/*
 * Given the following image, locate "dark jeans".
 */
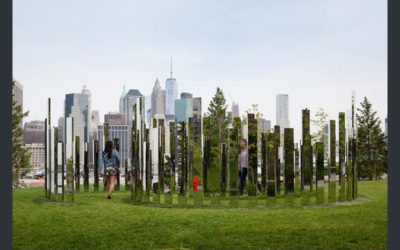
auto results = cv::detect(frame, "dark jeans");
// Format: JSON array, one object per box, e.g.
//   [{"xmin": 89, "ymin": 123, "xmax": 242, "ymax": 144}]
[{"xmin": 239, "ymin": 168, "xmax": 248, "ymax": 195}]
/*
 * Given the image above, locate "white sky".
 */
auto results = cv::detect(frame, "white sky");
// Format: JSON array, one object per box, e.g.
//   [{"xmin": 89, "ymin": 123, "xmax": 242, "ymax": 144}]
[{"xmin": 13, "ymin": 0, "xmax": 387, "ymax": 142}]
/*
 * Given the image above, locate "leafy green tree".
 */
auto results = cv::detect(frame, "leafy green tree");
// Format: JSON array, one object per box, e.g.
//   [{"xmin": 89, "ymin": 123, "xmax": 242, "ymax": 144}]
[
  {"xmin": 12, "ymin": 80, "xmax": 31, "ymax": 187},
  {"xmin": 311, "ymin": 108, "xmax": 328, "ymax": 144},
  {"xmin": 206, "ymin": 87, "xmax": 230, "ymax": 124},
  {"xmin": 204, "ymin": 87, "xmax": 230, "ymax": 193},
  {"xmin": 356, "ymin": 97, "xmax": 387, "ymax": 180}
]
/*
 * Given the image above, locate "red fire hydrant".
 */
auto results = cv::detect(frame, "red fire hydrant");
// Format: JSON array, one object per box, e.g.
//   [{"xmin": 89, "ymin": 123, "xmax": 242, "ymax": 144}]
[{"xmin": 193, "ymin": 177, "xmax": 199, "ymax": 191}]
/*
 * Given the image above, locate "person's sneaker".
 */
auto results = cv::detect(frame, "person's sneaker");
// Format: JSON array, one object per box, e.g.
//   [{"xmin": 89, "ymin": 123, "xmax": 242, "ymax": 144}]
[{"xmin": 107, "ymin": 195, "xmax": 111, "ymax": 199}]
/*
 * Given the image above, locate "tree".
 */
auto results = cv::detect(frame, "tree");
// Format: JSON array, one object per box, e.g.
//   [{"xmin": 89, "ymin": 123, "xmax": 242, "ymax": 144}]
[
  {"xmin": 356, "ymin": 97, "xmax": 387, "ymax": 180},
  {"xmin": 204, "ymin": 87, "xmax": 230, "ymax": 193},
  {"xmin": 206, "ymin": 87, "xmax": 230, "ymax": 123},
  {"xmin": 311, "ymin": 108, "xmax": 328, "ymax": 144},
  {"xmin": 12, "ymin": 80, "xmax": 31, "ymax": 187},
  {"xmin": 205, "ymin": 87, "xmax": 231, "ymax": 142}
]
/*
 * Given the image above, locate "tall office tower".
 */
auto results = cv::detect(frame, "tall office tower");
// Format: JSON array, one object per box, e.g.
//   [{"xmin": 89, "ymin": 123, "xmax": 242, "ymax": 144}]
[
  {"xmin": 276, "ymin": 94, "xmax": 289, "ymax": 163},
  {"xmin": 81, "ymin": 85, "xmax": 92, "ymax": 136},
  {"xmin": 276, "ymin": 94, "xmax": 290, "ymax": 130},
  {"xmin": 144, "ymin": 95, "xmax": 151, "ymax": 126},
  {"xmin": 192, "ymin": 97, "xmax": 202, "ymax": 139},
  {"xmin": 12, "ymin": 79, "xmax": 23, "ymax": 108},
  {"xmin": 12, "ymin": 80, "xmax": 23, "ymax": 127},
  {"xmin": 180, "ymin": 92, "xmax": 193, "ymax": 99},
  {"xmin": 151, "ymin": 78, "xmax": 166, "ymax": 117},
  {"xmin": 91, "ymin": 110, "xmax": 100, "ymax": 133},
  {"xmin": 119, "ymin": 84, "xmax": 127, "ymax": 114},
  {"xmin": 97, "ymin": 125, "xmax": 104, "ymax": 155},
  {"xmin": 108, "ymin": 124, "xmax": 129, "ymax": 171},
  {"xmin": 64, "ymin": 92, "xmax": 90, "ymax": 164},
  {"xmin": 232, "ymin": 102, "xmax": 240, "ymax": 118},
  {"xmin": 88, "ymin": 110, "xmax": 100, "ymax": 166},
  {"xmin": 259, "ymin": 118, "xmax": 271, "ymax": 133},
  {"xmin": 25, "ymin": 143, "xmax": 45, "ymax": 172},
  {"xmin": 105, "ymin": 112, "xmax": 127, "ymax": 125},
  {"xmin": 165, "ymin": 58, "xmax": 178, "ymax": 116},
  {"xmin": 121, "ymin": 89, "xmax": 143, "ymax": 125},
  {"xmin": 57, "ymin": 117, "xmax": 64, "ymax": 142},
  {"xmin": 23, "ymin": 120, "xmax": 45, "ymax": 145},
  {"xmin": 175, "ymin": 97, "xmax": 193, "ymax": 122}
]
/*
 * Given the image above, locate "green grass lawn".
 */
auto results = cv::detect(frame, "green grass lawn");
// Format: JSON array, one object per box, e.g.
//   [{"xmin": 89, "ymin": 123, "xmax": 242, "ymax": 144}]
[{"xmin": 13, "ymin": 180, "xmax": 387, "ymax": 250}]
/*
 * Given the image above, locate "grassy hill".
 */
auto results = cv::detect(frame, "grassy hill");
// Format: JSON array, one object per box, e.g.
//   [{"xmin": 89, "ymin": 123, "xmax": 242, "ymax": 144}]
[{"xmin": 13, "ymin": 180, "xmax": 387, "ymax": 249}]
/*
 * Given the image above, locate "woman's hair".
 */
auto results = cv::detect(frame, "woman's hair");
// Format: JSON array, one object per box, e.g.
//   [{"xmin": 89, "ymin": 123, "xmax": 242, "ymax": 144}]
[
  {"xmin": 104, "ymin": 140, "xmax": 114, "ymax": 159},
  {"xmin": 240, "ymin": 138, "xmax": 248, "ymax": 145}
]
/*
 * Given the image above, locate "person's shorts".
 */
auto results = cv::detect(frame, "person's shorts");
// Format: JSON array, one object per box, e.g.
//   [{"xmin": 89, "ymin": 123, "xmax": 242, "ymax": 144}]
[{"xmin": 105, "ymin": 167, "xmax": 117, "ymax": 176}]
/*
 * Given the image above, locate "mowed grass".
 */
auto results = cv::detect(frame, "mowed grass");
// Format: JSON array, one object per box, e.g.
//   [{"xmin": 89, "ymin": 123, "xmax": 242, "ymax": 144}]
[{"xmin": 13, "ymin": 180, "xmax": 387, "ymax": 250}]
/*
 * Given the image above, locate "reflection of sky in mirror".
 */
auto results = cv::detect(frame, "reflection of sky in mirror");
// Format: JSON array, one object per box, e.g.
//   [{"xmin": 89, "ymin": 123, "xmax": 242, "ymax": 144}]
[{"xmin": 14, "ymin": 0, "xmax": 387, "ymax": 141}]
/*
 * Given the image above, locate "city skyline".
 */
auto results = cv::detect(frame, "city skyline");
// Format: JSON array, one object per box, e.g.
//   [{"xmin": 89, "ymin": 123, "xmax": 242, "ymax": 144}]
[{"xmin": 14, "ymin": 0, "xmax": 387, "ymax": 143}]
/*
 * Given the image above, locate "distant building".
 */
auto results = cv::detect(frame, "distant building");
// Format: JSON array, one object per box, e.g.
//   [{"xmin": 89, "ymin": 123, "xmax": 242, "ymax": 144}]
[
  {"xmin": 192, "ymin": 97, "xmax": 202, "ymax": 139},
  {"xmin": 23, "ymin": 120, "xmax": 45, "ymax": 145},
  {"xmin": 144, "ymin": 95, "xmax": 151, "ymax": 127},
  {"xmin": 165, "ymin": 58, "xmax": 178, "ymax": 116},
  {"xmin": 175, "ymin": 98, "xmax": 193, "ymax": 122},
  {"xmin": 276, "ymin": 94, "xmax": 289, "ymax": 162},
  {"xmin": 64, "ymin": 89, "xmax": 90, "ymax": 164},
  {"xmin": 259, "ymin": 119, "xmax": 271, "ymax": 133},
  {"xmin": 108, "ymin": 124, "xmax": 129, "ymax": 172},
  {"xmin": 97, "ymin": 125, "xmax": 104, "ymax": 154},
  {"xmin": 232, "ymin": 102, "xmax": 239, "ymax": 118},
  {"xmin": 12, "ymin": 80, "xmax": 23, "ymax": 127},
  {"xmin": 105, "ymin": 112, "xmax": 126, "ymax": 126},
  {"xmin": 57, "ymin": 117, "xmax": 64, "ymax": 142},
  {"xmin": 12, "ymin": 80, "xmax": 23, "ymax": 108},
  {"xmin": 276, "ymin": 94, "xmax": 290, "ymax": 130},
  {"xmin": 119, "ymin": 85, "xmax": 127, "ymax": 115},
  {"xmin": 120, "ymin": 88, "xmax": 143, "ymax": 125},
  {"xmin": 151, "ymin": 78, "xmax": 166, "ymax": 117},
  {"xmin": 25, "ymin": 143, "xmax": 45, "ymax": 172},
  {"xmin": 88, "ymin": 110, "xmax": 100, "ymax": 166},
  {"xmin": 180, "ymin": 92, "xmax": 193, "ymax": 99}
]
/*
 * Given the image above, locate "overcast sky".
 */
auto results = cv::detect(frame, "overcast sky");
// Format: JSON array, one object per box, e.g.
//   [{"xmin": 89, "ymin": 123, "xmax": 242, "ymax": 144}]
[{"xmin": 14, "ymin": 0, "xmax": 387, "ymax": 141}]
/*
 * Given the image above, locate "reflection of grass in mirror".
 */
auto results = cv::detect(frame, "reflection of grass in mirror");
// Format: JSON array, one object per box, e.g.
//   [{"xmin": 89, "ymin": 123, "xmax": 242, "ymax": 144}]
[{"xmin": 14, "ymin": 180, "xmax": 387, "ymax": 249}]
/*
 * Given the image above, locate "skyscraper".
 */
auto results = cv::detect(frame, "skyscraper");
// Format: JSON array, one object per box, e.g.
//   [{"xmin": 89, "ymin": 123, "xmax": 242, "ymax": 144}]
[
  {"xmin": 119, "ymin": 84, "xmax": 127, "ymax": 114},
  {"xmin": 89, "ymin": 110, "xmax": 100, "ymax": 166},
  {"xmin": 276, "ymin": 94, "xmax": 290, "ymax": 130},
  {"xmin": 259, "ymin": 118, "xmax": 271, "ymax": 133},
  {"xmin": 12, "ymin": 80, "xmax": 23, "ymax": 127},
  {"xmin": 105, "ymin": 112, "xmax": 126, "ymax": 125},
  {"xmin": 12, "ymin": 79, "xmax": 23, "ymax": 108},
  {"xmin": 108, "ymin": 124, "xmax": 129, "ymax": 171},
  {"xmin": 165, "ymin": 58, "xmax": 178, "ymax": 116},
  {"xmin": 23, "ymin": 120, "xmax": 45, "ymax": 145},
  {"xmin": 57, "ymin": 117, "xmax": 64, "ymax": 142},
  {"xmin": 276, "ymin": 94, "xmax": 289, "ymax": 163},
  {"xmin": 64, "ymin": 92, "xmax": 90, "ymax": 164},
  {"xmin": 120, "ymin": 88, "xmax": 143, "ymax": 125},
  {"xmin": 144, "ymin": 95, "xmax": 151, "ymax": 126},
  {"xmin": 175, "ymin": 98, "xmax": 193, "ymax": 122},
  {"xmin": 151, "ymin": 78, "xmax": 166, "ymax": 117},
  {"xmin": 192, "ymin": 97, "xmax": 202, "ymax": 139},
  {"xmin": 81, "ymin": 85, "xmax": 92, "ymax": 137},
  {"xmin": 232, "ymin": 102, "xmax": 240, "ymax": 118},
  {"xmin": 180, "ymin": 92, "xmax": 193, "ymax": 99}
]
